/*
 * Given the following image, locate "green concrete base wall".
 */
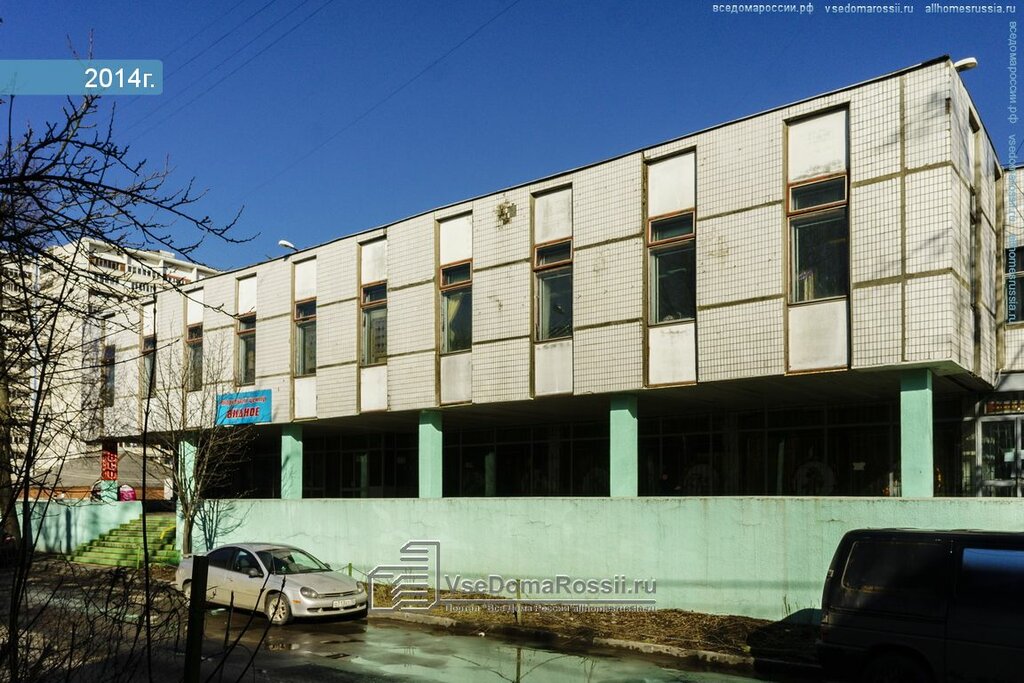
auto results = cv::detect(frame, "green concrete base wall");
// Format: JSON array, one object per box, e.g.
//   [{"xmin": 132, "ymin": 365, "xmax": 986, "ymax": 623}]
[
  {"xmin": 186, "ymin": 497, "xmax": 1024, "ymax": 621},
  {"xmin": 29, "ymin": 501, "xmax": 144, "ymax": 555}
]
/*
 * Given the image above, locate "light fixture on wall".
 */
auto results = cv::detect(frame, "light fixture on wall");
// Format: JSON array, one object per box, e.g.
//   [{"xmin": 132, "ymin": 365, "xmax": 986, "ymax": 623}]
[{"xmin": 277, "ymin": 239, "xmax": 298, "ymax": 251}]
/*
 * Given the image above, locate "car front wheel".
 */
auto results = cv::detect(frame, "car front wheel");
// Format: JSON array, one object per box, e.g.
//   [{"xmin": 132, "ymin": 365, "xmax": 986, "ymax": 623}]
[{"xmin": 265, "ymin": 593, "xmax": 293, "ymax": 626}]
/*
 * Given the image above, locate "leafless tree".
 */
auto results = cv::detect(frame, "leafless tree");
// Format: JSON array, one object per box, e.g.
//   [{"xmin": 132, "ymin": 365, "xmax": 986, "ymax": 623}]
[
  {"xmin": 0, "ymin": 90, "xmax": 248, "ymax": 681},
  {"xmin": 141, "ymin": 335, "xmax": 253, "ymax": 556}
]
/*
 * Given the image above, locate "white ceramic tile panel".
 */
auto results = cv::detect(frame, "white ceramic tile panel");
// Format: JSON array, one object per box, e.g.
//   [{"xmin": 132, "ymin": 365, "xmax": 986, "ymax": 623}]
[
  {"xmin": 697, "ymin": 204, "xmax": 783, "ymax": 308},
  {"xmin": 850, "ymin": 179, "xmax": 901, "ymax": 283},
  {"xmin": 472, "ymin": 338, "xmax": 531, "ymax": 404},
  {"xmin": 574, "ymin": 322, "xmax": 642, "ymax": 394},
  {"xmin": 388, "ymin": 351, "xmax": 436, "ymax": 411},
  {"xmin": 574, "ymin": 237, "xmax": 642, "ymax": 328},
  {"xmin": 698, "ymin": 298, "xmax": 785, "ymax": 381},
  {"xmin": 851, "ymin": 283, "xmax": 901, "ymax": 368}
]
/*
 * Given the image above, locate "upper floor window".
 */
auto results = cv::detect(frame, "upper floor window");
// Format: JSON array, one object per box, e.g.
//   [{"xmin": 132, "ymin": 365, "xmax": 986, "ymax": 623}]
[
  {"xmin": 787, "ymin": 110, "xmax": 849, "ymax": 304},
  {"xmin": 647, "ymin": 151, "xmax": 697, "ymax": 324},
  {"xmin": 186, "ymin": 323, "xmax": 203, "ymax": 392},
  {"xmin": 438, "ymin": 213, "xmax": 473, "ymax": 355},
  {"xmin": 140, "ymin": 301, "xmax": 156, "ymax": 397},
  {"xmin": 441, "ymin": 262, "xmax": 472, "ymax": 353},
  {"xmin": 236, "ymin": 276, "xmax": 256, "ymax": 385},
  {"xmin": 142, "ymin": 334, "xmax": 156, "ymax": 398},
  {"xmin": 293, "ymin": 258, "xmax": 317, "ymax": 377},
  {"xmin": 100, "ymin": 345, "xmax": 115, "ymax": 407},
  {"xmin": 294, "ymin": 299, "xmax": 317, "ymax": 376},
  {"xmin": 534, "ymin": 240, "xmax": 573, "ymax": 341},
  {"xmin": 237, "ymin": 314, "xmax": 256, "ymax": 385},
  {"xmin": 361, "ymin": 283, "xmax": 387, "ymax": 366},
  {"xmin": 185, "ymin": 289, "xmax": 204, "ymax": 392}
]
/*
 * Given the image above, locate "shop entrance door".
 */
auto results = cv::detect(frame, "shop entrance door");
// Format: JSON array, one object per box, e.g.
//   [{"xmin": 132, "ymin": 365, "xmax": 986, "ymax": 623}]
[{"xmin": 979, "ymin": 420, "xmax": 1022, "ymax": 497}]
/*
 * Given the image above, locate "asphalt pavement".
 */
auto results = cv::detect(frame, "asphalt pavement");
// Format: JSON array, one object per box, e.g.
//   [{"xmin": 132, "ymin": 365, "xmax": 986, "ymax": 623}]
[{"xmin": 199, "ymin": 609, "xmax": 816, "ymax": 683}]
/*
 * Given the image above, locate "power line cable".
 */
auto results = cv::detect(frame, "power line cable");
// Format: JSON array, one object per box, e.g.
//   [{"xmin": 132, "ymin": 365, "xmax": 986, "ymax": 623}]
[
  {"xmin": 245, "ymin": 0, "xmax": 524, "ymax": 196},
  {"xmin": 161, "ymin": 0, "xmax": 249, "ymax": 61},
  {"xmin": 117, "ymin": 1, "xmax": 249, "ymax": 115},
  {"xmin": 128, "ymin": 0, "xmax": 333, "ymax": 141},
  {"xmin": 168, "ymin": 0, "xmax": 280, "ymax": 79},
  {"xmin": 124, "ymin": 0, "xmax": 313, "ymax": 135}
]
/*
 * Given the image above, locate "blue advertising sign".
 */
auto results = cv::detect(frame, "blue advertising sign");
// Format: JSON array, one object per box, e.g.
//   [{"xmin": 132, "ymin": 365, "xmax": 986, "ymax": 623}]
[{"xmin": 216, "ymin": 390, "xmax": 272, "ymax": 425}]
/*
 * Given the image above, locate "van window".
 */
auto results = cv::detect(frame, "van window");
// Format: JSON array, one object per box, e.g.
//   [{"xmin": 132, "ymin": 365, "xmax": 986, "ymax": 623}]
[
  {"xmin": 958, "ymin": 548, "xmax": 1024, "ymax": 608},
  {"xmin": 837, "ymin": 540, "xmax": 950, "ymax": 617}
]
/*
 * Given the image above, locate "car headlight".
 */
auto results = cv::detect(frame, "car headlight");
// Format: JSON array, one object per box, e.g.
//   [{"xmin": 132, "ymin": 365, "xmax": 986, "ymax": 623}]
[
  {"xmin": 300, "ymin": 586, "xmax": 320, "ymax": 599},
  {"xmin": 356, "ymin": 581, "xmax": 366, "ymax": 593}
]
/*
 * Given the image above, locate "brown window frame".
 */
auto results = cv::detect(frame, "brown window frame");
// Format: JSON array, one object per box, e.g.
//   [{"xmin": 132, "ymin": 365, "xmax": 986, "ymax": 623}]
[
  {"xmin": 647, "ymin": 209, "xmax": 696, "ymax": 248},
  {"xmin": 534, "ymin": 240, "xmax": 573, "ymax": 342},
  {"xmin": 440, "ymin": 261, "xmax": 473, "ymax": 354},
  {"xmin": 100, "ymin": 344, "xmax": 116, "ymax": 407},
  {"xmin": 787, "ymin": 169, "xmax": 850, "ymax": 305},
  {"xmin": 786, "ymin": 172, "xmax": 848, "ymax": 218},
  {"xmin": 185, "ymin": 323, "xmax": 203, "ymax": 392},
  {"xmin": 236, "ymin": 313, "xmax": 256, "ymax": 386},
  {"xmin": 533, "ymin": 238, "xmax": 573, "ymax": 271},
  {"xmin": 141, "ymin": 334, "xmax": 156, "ymax": 398},
  {"xmin": 294, "ymin": 297, "xmax": 317, "ymax": 377},
  {"xmin": 360, "ymin": 282, "xmax": 388, "ymax": 366}
]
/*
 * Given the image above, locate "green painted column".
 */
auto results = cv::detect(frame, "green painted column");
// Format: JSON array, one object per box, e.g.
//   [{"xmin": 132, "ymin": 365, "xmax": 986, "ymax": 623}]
[
  {"xmin": 609, "ymin": 395, "xmax": 638, "ymax": 497},
  {"xmin": 359, "ymin": 454, "xmax": 370, "ymax": 498},
  {"xmin": 178, "ymin": 437, "xmax": 197, "ymax": 496},
  {"xmin": 900, "ymin": 368, "xmax": 934, "ymax": 497},
  {"xmin": 419, "ymin": 410, "xmax": 443, "ymax": 498},
  {"xmin": 484, "ymin": 450, "xmax": 497, "ymax": 497},
  {"xmin": 176, "ymin": 436, "xmax": 197, "ymax": 552},
  {"xmin": 281, "ymin": 425, "xmax": 303, "ymax": 499}
]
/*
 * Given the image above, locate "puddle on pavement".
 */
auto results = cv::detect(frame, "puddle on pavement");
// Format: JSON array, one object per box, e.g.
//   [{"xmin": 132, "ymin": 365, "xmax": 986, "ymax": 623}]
[{"xmin": 205, "ymin": 612, "xmax": 774, "ymax": 682}]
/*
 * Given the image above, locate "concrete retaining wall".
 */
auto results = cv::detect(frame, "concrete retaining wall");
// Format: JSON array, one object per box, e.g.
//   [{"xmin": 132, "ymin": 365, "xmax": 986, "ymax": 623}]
[
  {"xmin": 30, "ymin": 500, "xmax": 143, "ymax": 555},
  {"xmin": 183, "ymin": 496, "xmax": 1024, "ymax": 621}
]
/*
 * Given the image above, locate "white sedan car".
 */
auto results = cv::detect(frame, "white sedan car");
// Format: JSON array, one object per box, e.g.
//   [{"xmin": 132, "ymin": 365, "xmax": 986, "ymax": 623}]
[{"xmin": 176, "ymin": 543, "xmax": 368, "ymax": 625}]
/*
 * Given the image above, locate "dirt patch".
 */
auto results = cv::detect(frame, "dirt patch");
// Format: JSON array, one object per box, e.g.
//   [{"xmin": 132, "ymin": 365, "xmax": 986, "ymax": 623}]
[{"xmin": 370, "ymin": 584, "xmax": 817, "ymax": 662}]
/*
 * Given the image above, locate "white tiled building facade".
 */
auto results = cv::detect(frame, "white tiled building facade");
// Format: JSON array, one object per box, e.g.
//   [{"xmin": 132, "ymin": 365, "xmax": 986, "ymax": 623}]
[{"xmin": 102, "ymin": 57, "xmax": 1023, "ymax": 501}]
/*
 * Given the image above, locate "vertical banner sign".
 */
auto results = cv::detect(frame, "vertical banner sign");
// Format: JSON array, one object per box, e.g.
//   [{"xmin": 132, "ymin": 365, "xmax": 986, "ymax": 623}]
[{"xmin": 101, "ymin": 449, "xmax": 118, "ymax": 481}]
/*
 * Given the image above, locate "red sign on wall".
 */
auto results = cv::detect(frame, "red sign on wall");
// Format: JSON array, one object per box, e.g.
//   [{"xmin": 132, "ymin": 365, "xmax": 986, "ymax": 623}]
[{"xmin": 101, "ymin": 449, "xmax": 118, "ymax": 481}]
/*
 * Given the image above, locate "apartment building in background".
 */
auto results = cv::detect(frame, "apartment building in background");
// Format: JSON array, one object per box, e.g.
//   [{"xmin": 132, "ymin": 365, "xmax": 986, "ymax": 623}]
[{"xmin": 6, "ymin": 238, "xmax": 217, "ymax": 498}]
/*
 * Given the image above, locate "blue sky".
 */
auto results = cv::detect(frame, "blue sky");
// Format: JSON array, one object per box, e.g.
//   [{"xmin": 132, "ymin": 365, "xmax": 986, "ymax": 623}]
[{"xmin": 1, "ymin": 1, "xmax": 1019, "ymax": 269}]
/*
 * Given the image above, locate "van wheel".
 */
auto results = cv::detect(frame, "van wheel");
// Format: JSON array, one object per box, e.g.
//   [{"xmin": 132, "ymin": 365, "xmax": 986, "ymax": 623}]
[
  {"xmin": 265, "ymin": 593, "xmax": 293, "ymax": 626},
  {"xmin": 862, "ymin": 653, "xmax": 932, "ymax": 683}
]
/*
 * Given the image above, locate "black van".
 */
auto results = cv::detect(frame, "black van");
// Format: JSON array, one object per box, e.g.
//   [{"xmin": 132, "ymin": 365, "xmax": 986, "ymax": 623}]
[{"xmin": 818, "ymin": 529, "xmax": 1024, "ymax": 683}]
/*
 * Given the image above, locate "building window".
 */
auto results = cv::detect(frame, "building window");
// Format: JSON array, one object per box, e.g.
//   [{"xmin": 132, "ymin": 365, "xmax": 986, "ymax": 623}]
[
  {"xmin": 440, "ymin": 262, "xmax": 472, "ymax": 353},
  {"xmin": 534, "ymin": 240, "xmax": 572, "ymax": 341},
  {"xmin": 648, "ymin": 212, "xmax": 696, "ymax": 323},
  {"xmin": 787, "ymin": 109, "xmax": 849, "ymax": 304},
  {"xmin": 294, "ymin": 299, "xmax": 316, "ymax": 376},
  {"xmin": 237, "ymin": 314, "xmax": 256, "ymax": 385},
  {"xmin": 790, "ymin": 205, "xmax": 849, "ymax": 303},
  {"xmin": 361, "ymin": 283, "xmax": 387, "ymax": 366},
  {"xmin": 100, "ymin": 345, "xmax": 115, "ymax": 407},
  {"xmin": 186, "ymin": 323, "xmax": 203, "ymax": 392},
  {"xmin": 142, "ymin": 335, "xmax": 156, "ymax": 398}
]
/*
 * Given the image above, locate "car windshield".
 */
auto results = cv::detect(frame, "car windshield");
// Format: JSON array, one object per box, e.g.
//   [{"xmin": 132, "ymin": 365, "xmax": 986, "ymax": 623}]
[{"xmin": 256, "ymin": 548, "xmax": 330, "ymax": 575}]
